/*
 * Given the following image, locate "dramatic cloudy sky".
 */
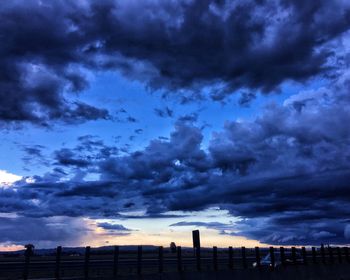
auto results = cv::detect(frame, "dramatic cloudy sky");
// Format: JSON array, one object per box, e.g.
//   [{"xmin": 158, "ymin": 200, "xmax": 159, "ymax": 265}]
[{"xmin": 1, "ymin": 0, "xmax": 350, "ymax": 249}]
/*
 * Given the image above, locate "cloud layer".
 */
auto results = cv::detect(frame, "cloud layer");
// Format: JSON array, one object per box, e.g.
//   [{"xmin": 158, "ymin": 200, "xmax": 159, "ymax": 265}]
[{"xmin": 1, "ymin": 0, "xmax": 350, "ymax": 125}]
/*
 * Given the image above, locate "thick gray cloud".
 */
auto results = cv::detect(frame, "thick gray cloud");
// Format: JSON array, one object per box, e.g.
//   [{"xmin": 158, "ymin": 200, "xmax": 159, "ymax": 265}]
[
  {"xmin": 1, "ymin": 0, "xmax": 350, "ymax": 125},
  {"xmin": 97, "ymin": 222, "xmax": 134, "ymax": 236},
  {"xmin": 0, "ymin": 216, "xmax": 90, "ymax": 247}
]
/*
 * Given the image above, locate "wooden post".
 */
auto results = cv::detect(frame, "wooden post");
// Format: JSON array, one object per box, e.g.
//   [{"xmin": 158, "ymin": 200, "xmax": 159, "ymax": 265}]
[
  {"xmin": 269, "ymin": 247, "xmax": 275, "ymax": 269},
  {"xmin": 255, "ymin": 247, "xmax": 261, "ymax": 268},
  {"xmin": 158, "ymin": 246, "xmax": 164, "ymax": 273},
  {"xmin": 228, "ymin": 246, "xmax": 233, "ymax": 270},
  {"xmin": 55, "ymin": 246, "xmax": 62, "ymax": 280},
  {"xmin": 321, "ymin": 244, "xmax": 326, "ymax": 264},
  {"xmin": 336, "ymin": 247, "xmax": 342, "ymax": 263},
  {"xmin": 241, "ymin": 246, "xmax": 247, "ymax": 269},
  {"xmin": 328, "ymin": 246, "xmax": 334, "ymax": 264},
  {"xmin": 177, "ymin": 246, "xmax": 182, "ymax": 272},
  {"xmin": 291, "ymin": 247, "xmax": 297, "ymax": 265},
  {"xmin": 280, "ymin": 247, "xmax": 285, "ymax": 266},
  {"xmin": 137, "ymin": 246, "xmax": 142, "ymax": 275},
  {"xmin": 213, "ymin": 246, "xmax": 218, "ymax": 271},
  {"xmin": 192, "ymin": 230, "xmax": 201, "ymax": 249},
  {"xmin": 113, "ymin": 246, "xmax": 119, "ymax": 278},
  {"xmin": 23, "ymin": 246, "xmax": 31, "ymax": 280},
  {"xmin": 301, "ymin": 247, "xmax": 307, "ymax": 265},
  {"xmin": 84, "ymin": 246, "xmax": 90, "ymax": 280},
  {"xmin": 196, "ymin": 246, "xmax": 201, "ymax": 271},
  {"xmin": 344, "ymin": 247, "xmax": 350, "ymax": 263},
  {"xmin": 312, "ymin": 247, "xmax": 317, "ymax": 264}
]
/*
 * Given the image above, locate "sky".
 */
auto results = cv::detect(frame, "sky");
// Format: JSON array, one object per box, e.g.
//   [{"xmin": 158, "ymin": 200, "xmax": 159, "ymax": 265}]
[{"xmin": 1, "ymin": 0, "xmax": 350, "ymax": 250}]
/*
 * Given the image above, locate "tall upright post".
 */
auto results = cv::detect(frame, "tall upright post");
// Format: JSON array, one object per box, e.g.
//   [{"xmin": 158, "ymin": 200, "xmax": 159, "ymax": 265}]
[
  {"xmin": 241, "ymin": 246, "xmax": 247, "ymax": 269},
  {"xmin": 113, "ymin": 246, "xmax": 119, "ymax": 278},
  {"xmin": 192, "ymin": 230, "xmax": 201, "ymax": 250},
  {"xmin": 196, "ymin": 246, "xmax": 201, "ymax": 271},
  {"xmin": 301, "ymin": 247, "xmax": 307, "ymax": 265},
  {"xmin": 291, "ymin": 247, "xmax": 297, "ymax": 265},
  {"xmin": 192, "ymin": 230, "xmax": 201, "ymax": 271},
  {"xmin": 255, "ymin": 247, "xmax": 261, "ymax": 268},
  {"xmin": 137, "ymin": 246, "xmax": 142, "ymax": 275},
  {"xmin": 213, "ymin": 246, "xmax": 218, "ymax": 271},
  {"xmin": 84, "ymin": 246, "xmax": 90, "ymax": 280},
  {"xmin": 55, "ymin": 246, "xmax": 62, "ymax": 280},
  {"xmin": 23, "ymin": 246, "xmax": 32, "ymax": 280},
  {"xmin": 158, "ymin": 246, "xmax": 164, "ymax": 273},
  {"xmin": 229, "ymin": 246, "xmax": 234, "ymax": 270},
  {"xmin": 177, "ymin": 246, "xmax": 182, "ymax": 272},
  {"xmin": 321, "ymin": 244, "xmax": 326, "ymax": 264},
  {"xmin": 269, "ymin": 247, "xmax": 275, "ymax": 269},
  {"xmin": 312, "ymin": 247, "xmax": 317, "ymax": 264},
  {"xmin": 280, "ymin": 247, "xmax": 285, "ymax": 266}
]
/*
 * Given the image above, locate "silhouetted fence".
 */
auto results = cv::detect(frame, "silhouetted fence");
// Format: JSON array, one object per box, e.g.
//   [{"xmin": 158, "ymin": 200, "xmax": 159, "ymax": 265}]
[{"xmin": 1, "ymin": 244, "xmax": 350, "ymax": 279}]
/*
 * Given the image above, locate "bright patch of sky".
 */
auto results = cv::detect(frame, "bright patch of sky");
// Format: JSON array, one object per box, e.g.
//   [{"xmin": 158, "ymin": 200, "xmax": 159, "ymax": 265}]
[
  {"xmin": 91, "ymin": 208, "xmax": 263, "ymax": 248},
  {"xmin": 0, "ymin": 170, "xmax": 22, "ymax": 186}
]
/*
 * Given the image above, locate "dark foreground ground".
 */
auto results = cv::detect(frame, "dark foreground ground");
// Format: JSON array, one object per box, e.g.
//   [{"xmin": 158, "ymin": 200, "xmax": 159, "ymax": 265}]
[
  {"xmin": 42, "ymin": 264, "xmax": 348, "ymax": 280},
  {"xmin": 120, "ymin": 264, "xmax": 350, "ymax": 280},
  {"xmin": 1, "ymin": 264, "xmax": 348, "ymax": 280},
  {"xmin": 1, "ymin": 246, "xmax": 349, "ymax": 279}
]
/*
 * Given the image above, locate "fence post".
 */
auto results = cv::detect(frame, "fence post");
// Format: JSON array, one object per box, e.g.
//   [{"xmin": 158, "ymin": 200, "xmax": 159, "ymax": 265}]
[
  {"xmin": 229, "ymin": 246, "xmax": 233, "ymax": 270},
  {"xmin": 55, "ymin": 246, "xmax": 62, "ymax": 280},
  {"xmin": 328, "ymin": 246, "xmax": 334, "ymax": 264},
  {"xmin": 255, "ymin": 247, "xmax": 261, "ymax": 268},
  {"xmin": 84, "ymin": 246, "xmax": 90, "ymax": 280},
  {"xmin": 344, "ymin": 247, "xmax": 350, "ymax": 263},
  {"xmin": 177, "ymin": 246, "xmax": 182, "ymax": 272},
  {"xmin": 336, "ymin": 247, "xmax": 342, "ymax": 263},
  {"xmin": 280, "ymin": 247, "xmax": 285, "ymax": 266},
  {"xmin": 137, "ymin": 246, "xmax": 142, "ymax": 275},
  {"xmin": 196, "ymin": 246, "xmax": 201, "ymax": 271},
  {"xmin": 321, "ymin": 244, "xmax": 326, "ymax": 264},
  {"xmin": 113, "ymin": 246, "xmax": 119, "ymax": 278},
  {"xmin": 269, "ymin": 247, "xmax": 275, "ymax": 269},
  {"xmin": 301, "ymin": 247, "xmax": 307, "ymax": 265},
  {"xmin": 213, "ymin": 246, "xmax": 218, "ymax": 271},
  {"xmin": 291, "ymin": 247, "xmax": 297, "ymax": 265},
  {"xmin": 241, "ymin": 246, "xmax": 247, "ymax": 269},
  {"xmin": 158, "ymin": 246, "xmax": 164, "ymax": 273},
  {"xmin": 23, "ymin": 246, "xmax": 32, "ymax": 280},
  {"xmin": 312, "ymin": 247, "xmax": 317, "ymax": 264}
]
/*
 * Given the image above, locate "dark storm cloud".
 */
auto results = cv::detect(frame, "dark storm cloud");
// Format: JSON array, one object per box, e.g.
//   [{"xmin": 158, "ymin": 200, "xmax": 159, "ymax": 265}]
[
  {"xmin": 55, "ymin": 148, "xmax": 91, "ymax": 168},
  {"xmin": 22, "ymin": 145, "xmax": 45, "ymax": 158},
  {"xmin": 0, "ymin": 216, "xmax": 90, "ymax": 246},
  {"xmin": 1, "ymin": 0, "xmax": 350, "ymax": 125},
  {"xmin": 97, "ymin": 222, "xmax": 132, "ymax": 231},
  {"xmin": 21, "ymin": 144, "xmax": 47, "ymax": 164},
  {"xmin": 54, "ymin": 135, "xmax": 119, "ymax": 168},
  {"xmin": 238, "ymin": 92, "xmax": 256, "ymax": 107}
]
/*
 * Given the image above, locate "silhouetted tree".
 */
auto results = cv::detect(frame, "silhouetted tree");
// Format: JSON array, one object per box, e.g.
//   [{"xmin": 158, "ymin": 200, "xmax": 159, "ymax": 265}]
[
  {"xmin": 170, "ymin": 242, "xmax": 177, "ymax": 253},
  {"xmin": 24, "ymin": 244, "xmax": 35, "ymax": 256}
]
